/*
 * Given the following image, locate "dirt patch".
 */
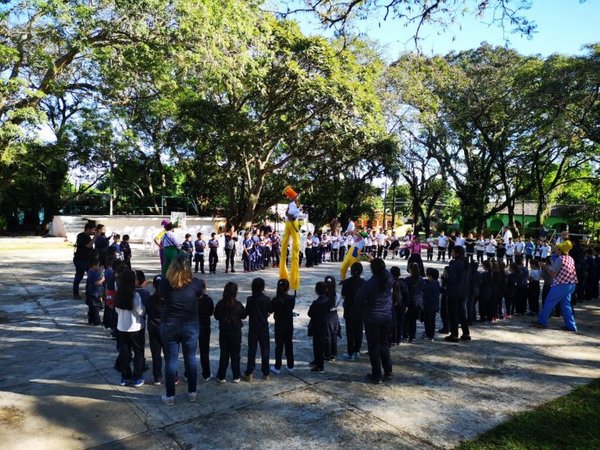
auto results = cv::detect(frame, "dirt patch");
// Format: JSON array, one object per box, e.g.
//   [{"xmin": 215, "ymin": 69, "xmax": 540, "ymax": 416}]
[{"xmin": 0, "ymin": 406, "xmax": 25, "ymax": 426}]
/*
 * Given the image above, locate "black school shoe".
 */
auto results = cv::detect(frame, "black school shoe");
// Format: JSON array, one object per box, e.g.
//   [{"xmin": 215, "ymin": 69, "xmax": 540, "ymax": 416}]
[
  {"xmin": 366, "ymin": 373, "xmax": 382, "ymax": 384},
  {"xmin": 460, "ymin": 335, "xmax": 471, "ymax": 341},
  {"xmin": 310, "ymin": 366, "xmax": 324, "ymax": 372},
  {"xmin": 444, "ymin": 335, "xmax": 459, "ymax": 343}
]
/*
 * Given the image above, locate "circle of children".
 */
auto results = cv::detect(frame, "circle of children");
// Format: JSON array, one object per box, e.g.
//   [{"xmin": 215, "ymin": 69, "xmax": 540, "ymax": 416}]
[{"xmin": 72, "ymin": 220, "xmax": 599, "ymax": 405}]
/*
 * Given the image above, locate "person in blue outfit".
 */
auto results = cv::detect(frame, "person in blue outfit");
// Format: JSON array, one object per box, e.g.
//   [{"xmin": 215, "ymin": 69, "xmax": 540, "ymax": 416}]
[
  {"xmin": 533, "ymin": 240, "xmax": 578, "ymax": 332},
  {"xmin": 159, "ymin": 255, "xmax": 201, "ymax": 405}
]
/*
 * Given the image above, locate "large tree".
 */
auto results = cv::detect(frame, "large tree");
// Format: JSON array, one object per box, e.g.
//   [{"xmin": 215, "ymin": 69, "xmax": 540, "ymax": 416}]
[{"xmin": 172, "ymin": 19, "xmax": 389, "ymax": 227}]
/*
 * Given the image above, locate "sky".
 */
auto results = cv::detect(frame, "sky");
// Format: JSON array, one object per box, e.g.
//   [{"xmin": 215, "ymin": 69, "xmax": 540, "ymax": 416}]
[{"xmin": 287, "ymin": 0, "xmax": 600, "ymax": 61}]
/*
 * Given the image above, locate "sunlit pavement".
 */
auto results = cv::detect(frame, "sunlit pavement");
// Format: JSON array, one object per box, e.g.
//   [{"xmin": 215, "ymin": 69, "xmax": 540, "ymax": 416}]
[{"xmin": 1, "ymin": 242, "xmax": 599, "ymax": 449}]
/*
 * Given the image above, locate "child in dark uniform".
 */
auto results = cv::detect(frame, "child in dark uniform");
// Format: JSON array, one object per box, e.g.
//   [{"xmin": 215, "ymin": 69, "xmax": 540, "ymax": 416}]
[
  {"xmin": 341, "ymin": 262, "xmax": 365, "ymax": 359},
  {"xmin": 110, "ymin": 234, "xmax": 123, "ymax": 260},
  {"xmin": 146, "ymin": 275, "xmax": 165, "ymax": 385},
  {"xmin": 85, "ymin": 257, "xmax": 105, "ymax": 326},
  {"xmin": 120, "ymin": 234, "xmax": 132, "ymax": 268},
  {"xmin": 194, "ymin": 232, "xmax": 206, "ymax": 274},
  {"xmin": 181, "ymin": 234, "xmax": 193, "ymax": 265},
  {"xmin": 324, "ymin": 275, "xmax": 341, "ymax": 362},
  {"xmin": 95, "ymin": 224, "xmax": 110, "ymax": 266},
  {"xmin": 423, "ymin": 268, "xmax": 441, "ymax": 341},
  {"xmin": 214, "ymin": 282, "xmax": 247, "ymax": 383},
  {"xmin": 243, "ymin": 278, "xmax": 273, "ymax": 381},
  {"xmin": 308, "ymin": 281, "xmax": 330, "ymax": 372},
  {"xmin": 208, "ymin": 232, "xmax": 219, "ymax": 274},
  {"xmin": 270, "ymin": 279, "xmax": 295, "ymax": 374},
  {"xmin": 197, "ymin": 279, "xmax": 214, "ymax": 382}
]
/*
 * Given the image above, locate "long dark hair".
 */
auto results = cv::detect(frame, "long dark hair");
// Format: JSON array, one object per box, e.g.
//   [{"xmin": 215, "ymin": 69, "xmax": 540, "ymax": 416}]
[
  {"xmin": 251, "ymin": 277, "xmax": 265, "ymax": 298},
  {"xmin": 370, "ymin": 258, "xmax": 388, "ymax": 292},
  {"xmin": 115, "ymin": 268, "xmax": 136, "ymax": 310},
  {"xmin": 273, "ymin": 279, "xmax": 290, "ymax": 307},
  {"xmin": 408, "ymin": 263, "xmax": 421, "ymax": 286},
  {"xmin": 324, "ymin": 275, "xmax": 337, "ymax": 308},
  {"xmin": 221, "ymin": 282, "xmax": 238, "ymax": 324}
]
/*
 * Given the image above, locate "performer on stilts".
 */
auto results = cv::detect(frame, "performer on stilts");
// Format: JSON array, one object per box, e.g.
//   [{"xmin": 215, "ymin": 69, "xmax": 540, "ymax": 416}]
[
  {"xmin": 279, "ymin": 186, "xmax": 305, "ymax": 290},
  {"xmin": 340, "ymin": 231, "xmax": 369, "ymax": 281}
]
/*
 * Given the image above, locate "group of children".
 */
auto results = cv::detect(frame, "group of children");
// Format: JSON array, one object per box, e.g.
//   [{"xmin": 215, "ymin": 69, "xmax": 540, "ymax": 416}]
[{"xmin": 78, "ymin": 220, "xmax": 600, "ymax": 401}]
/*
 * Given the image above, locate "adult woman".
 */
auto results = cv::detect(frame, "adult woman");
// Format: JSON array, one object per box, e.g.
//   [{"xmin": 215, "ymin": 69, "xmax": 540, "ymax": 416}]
[
  {"xmin": 153, "ymin": 219, "xmax": 170, "ymax": 268},
  {"xmin": 356, "ymin": 258, "xmax": 393, "ymax": 384},
  {"xmin": 403, "ymin": 236, "xmax": 429, "ymax": 277},
  {"xmin": 161, "ymin": 222, "xmax": 180, "ymax": 276},
  {"xmin": 159, "ymin": 255, "xmax": 201, "ymax": 405}
]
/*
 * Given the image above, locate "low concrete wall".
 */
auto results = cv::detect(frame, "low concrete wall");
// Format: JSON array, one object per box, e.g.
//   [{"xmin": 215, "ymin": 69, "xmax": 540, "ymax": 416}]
[{"xmin": 52, "ymin": 215, "xmax": 226, "ymax": 243}]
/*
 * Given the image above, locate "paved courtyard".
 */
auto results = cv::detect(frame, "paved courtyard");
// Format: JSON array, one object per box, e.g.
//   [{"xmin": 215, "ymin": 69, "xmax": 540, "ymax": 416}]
[{"xmin": 1, "ymin": 239, "xmax": 599, "ymax": 449}]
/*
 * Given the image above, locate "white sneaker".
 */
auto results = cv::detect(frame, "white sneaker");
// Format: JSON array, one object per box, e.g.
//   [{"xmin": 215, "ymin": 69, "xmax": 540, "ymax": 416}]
[
  {"xmin": 203, "ymin": 375, "xmax": 213, "ymax": 382},
  {"xmin": 286, "ymin": 367, "xmax": 295, "ymax": 373},
  {"xmin": 232, "ymin": 378, "xmax": 241, "ymax": 383},
  {"xmin": 161, "ymin": 394, "xmax": 175, "ymax": 406},
  {"xmin": 187, "ymin": 392, "xmax": 197, "ymax": 402},
  {"xmin": 216, "ymin": 378, "xmax": 226, "ymax": 384},
  {"xmin": 270, "ymin": 366, "xmax": 281, "ymax": 375}
]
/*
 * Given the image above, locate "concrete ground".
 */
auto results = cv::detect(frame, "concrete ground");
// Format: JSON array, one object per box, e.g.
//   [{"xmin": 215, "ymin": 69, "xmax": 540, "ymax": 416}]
[{"xmin": 0, "ymin": 240, "xmax": 599, "ymax": 450}]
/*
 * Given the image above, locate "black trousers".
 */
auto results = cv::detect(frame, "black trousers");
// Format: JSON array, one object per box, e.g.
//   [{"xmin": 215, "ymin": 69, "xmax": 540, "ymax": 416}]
[
  {"xmin": 246, "ymin": 331, "xmax": 270, "ymax": 376},
  {"xmin": 194, "ymin": 253, "xmax": 205, "ymax": 273},
  {"xmin": 148, "ymin": 325, "xmax": 163, "ymax": 380},
  {"xmin": 448, "ymin": 296, "xmax": 470, "ymax": 338},
  {"xmin": 209, "ymin": 250, "xmax": 218, "ymax": 273},
  {"xmin": 324, "ymin": 311, "xmax": 339, "ymax": 358},
  {"xmin": 423, "ymin": 309, "xmax": 437, "ymax": 339},
  {"xmin": 437, "ymin": 247, "xmax": 446, "ymax": 261},
  {"xmin": 272, "ymin": 246, "xmax": 280, "ymax": 266},
  {"xmin": 364, "ymin": 321, "xmax": 392, "ymax": 379},
  {"xmin": 331, "ymin": 248, "xmax": 339, "ymax": 262},
  {"xmin": 439, "ymin": 295, "xmax": 449, "ymax": 332},
  {"xmin": 312, "ymin": 333, "xmax": 326, "ymax": 369},
  {"xmin": 391, "ymin": 306, "xmax": 406, "ymax": 344},
  {"xmin": 198, "ymin": 322, "xmax": 211, "ymax": 378},
  {"xmin": 217, "ymin": 328, "xmax": 242, "ymax": 380},
  {"xmin": 528, "ymin": 280, "xmax": 540, "ymax": 313},
  {"xmin": 274, "ymin": 323, "xmax": 294, "ymax": 369},
  {"xmin": 225, "ymin": 249, "xmax": 235, "ymax": 271},
  {"xmin": 86, "ymin": 295, "xmax": 102, "ymax": 325},
  {"xmin": 73, "ymin": 258, "xmax": 87, "ymax": 296},
  {"xmin": 345, "ymin": 312, "xmax": 363, "ymax": 354},
  {"xmin": 118, "ymin": 329, "xmax": 145, "ymax": 380},
  {"xmin": 406, "ymin": 305, "xmax": 420, "ymax": 340},
  {"xmin": 305, "ymin": 248, "xmax": 313, "ymax": 267},
  {"xmin": 476, "ymin": 250, "xmax": 484, "ymax": 263},
  {"xmin": 339, "ymin": 246, "xmax": 346, "ymax": 261}
]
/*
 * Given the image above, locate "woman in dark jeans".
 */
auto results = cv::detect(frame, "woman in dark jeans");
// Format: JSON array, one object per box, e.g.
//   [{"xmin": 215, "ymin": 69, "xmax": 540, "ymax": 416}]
[{"xmin": 160, "ymin": 255, "xmax": 201, "ymax": 405}]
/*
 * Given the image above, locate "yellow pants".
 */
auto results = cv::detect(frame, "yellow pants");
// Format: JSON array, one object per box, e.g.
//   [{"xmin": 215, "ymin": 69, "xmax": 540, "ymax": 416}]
[
  {"xmin": 340, "ymin": 245, "xmax": 360, "ymax": 280},
  {"xmin": 279, "ymin": 220, "xmax": 300, "ymax": 290}
]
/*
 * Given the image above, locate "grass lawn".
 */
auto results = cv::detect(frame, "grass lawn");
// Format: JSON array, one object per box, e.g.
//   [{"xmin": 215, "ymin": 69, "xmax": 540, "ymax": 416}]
[{"xmin": 457, "ymin": 378, "xmax": 600, "ymax": 450}]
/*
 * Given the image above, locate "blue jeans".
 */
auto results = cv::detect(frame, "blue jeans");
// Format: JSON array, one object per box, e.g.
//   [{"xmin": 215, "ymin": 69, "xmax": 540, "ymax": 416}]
[
  {"xmin": 160, "ymin": 320, "xmax": 199, "ymax": 397},
  {"xmin": 538, "ymin": 283, "xmax": 577, "ymax": 331}
]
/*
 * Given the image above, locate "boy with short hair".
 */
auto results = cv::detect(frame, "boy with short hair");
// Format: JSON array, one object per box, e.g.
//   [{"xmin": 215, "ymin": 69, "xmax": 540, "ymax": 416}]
[{"xmin": 85, "ymin": 258, "xmax": 105, "ymax": 326}]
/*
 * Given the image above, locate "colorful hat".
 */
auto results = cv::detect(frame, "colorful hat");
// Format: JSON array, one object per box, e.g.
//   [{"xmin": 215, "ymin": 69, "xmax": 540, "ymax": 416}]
[
  {"xmin": 161, "ymin": 219, "xmax": 170, "ymax": 227},
  {"xmin": 556, "ymin": 240, "xmax": 572, "ymax": 254},
  {"xmin": 283, "ymin": 185, "xmax": 299, "ymax": 200}
]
